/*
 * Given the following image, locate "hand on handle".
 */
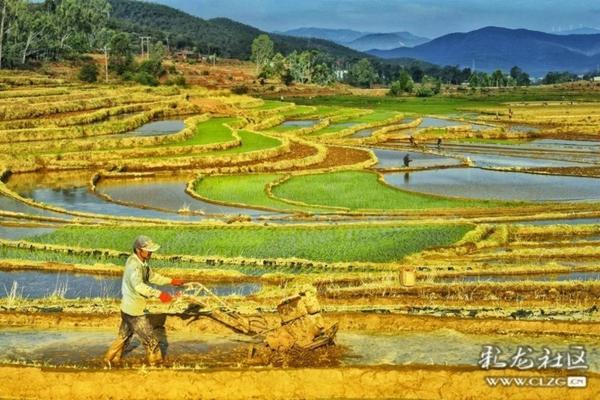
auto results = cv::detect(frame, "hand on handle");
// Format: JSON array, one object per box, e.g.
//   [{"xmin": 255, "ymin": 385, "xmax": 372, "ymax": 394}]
[{"xmin": 159, "ymin": 292, "xmax": 173, "ymax": 303}]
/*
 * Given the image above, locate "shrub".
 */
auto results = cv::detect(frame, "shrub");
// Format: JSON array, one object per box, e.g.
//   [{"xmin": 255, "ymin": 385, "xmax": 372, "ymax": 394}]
[
  {"xmin": 138, "ymin": 60, "xmax": 165, "ymax": 78},
  {"xmin": 231, "ymin": 84, "xmax": 249, "ymax": 95},
  {"xmin": 165, "ymin": 75, "xmax": 187, "ymax": 86},
  {"xmin": 133, "ymin": 72, "xmax": 159, "ymax": 86},
  {"xmin": 78, "ymin": 63, "xmax": 99, "ymax": 83},
  {"xmin": 415, "ymin": 86, "xmax": 434, "ymax": 97},
  {"xmin": 281, "ymin": 71, "xmax": 293, "ymax": 86},
  {"xmin": 388, "ymin": 71, "xmax": 414, "ymax": 96},
  {"xmin": 121, "ymin": 71, "xmax": 134, "ymax": 81},
  {"xmin": 388, "ymin": 79, "xmax": 413, "ymax": 96}
]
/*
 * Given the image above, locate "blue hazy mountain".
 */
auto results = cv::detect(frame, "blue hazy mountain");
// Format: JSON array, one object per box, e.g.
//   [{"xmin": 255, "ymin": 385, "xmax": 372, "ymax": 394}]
[
  {"xmin": 280, "ymin": 27, "xmax": 430, "ymax": 51},
  {"xmin": 369, "ymin": 26, "xmax": 600, "ymax": 76}
]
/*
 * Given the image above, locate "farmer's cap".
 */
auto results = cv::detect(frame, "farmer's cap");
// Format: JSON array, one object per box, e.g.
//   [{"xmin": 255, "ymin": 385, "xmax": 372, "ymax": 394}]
[{"xmin": 133, "ymin": 235, "xmax": 160, "ymax": 252}]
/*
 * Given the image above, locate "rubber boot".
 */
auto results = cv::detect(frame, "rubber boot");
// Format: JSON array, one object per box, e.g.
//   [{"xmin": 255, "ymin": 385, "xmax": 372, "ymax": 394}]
[
  {"xmin": 146, "ymin": 345, "xmax": 164, "ymax": 367},
  {"xmin": 104, "ymin": 337, "xmax": 128, "ymax": 367}
]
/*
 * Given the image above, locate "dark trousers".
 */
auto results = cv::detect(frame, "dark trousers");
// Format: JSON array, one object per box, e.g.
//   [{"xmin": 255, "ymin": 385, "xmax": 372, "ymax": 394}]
[{"xmin": 105, "ymin": 312, "xmax": 168, "ymax": 365}]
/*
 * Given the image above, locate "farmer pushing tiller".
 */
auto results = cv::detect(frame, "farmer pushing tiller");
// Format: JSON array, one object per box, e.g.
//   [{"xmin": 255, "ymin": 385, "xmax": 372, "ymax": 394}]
[
  {"xmin": 104, "ymin": 235, "xmax": 188, "ymax": 366},
  {"xmin": 104, "ymin": 236, "xmax": 337, "ymax": 367}
]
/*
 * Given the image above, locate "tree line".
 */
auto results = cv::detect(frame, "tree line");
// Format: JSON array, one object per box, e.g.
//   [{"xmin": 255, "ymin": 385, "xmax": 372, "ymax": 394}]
[
  {"xmin": 251, "ymin": 34, "xmax": 538, "ymax": 95},
  {"xmin": 0, "ymin": 0, "xmax": 181, "ymax": 86},
  {"xmin": 0, "ymin": 0, "xmax": 111, "ymax": 68}
]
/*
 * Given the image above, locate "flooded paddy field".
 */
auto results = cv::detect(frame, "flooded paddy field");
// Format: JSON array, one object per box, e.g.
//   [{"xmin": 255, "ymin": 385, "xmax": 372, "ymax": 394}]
[
  {"xmin": 112, "ymin": 120, "xmax": 186, "ymax": 138},
  {"xmin": 0, "ymin": 195, "xmax": 71, "ymax": 220},
  {"xmin": 96, "ymin": 175, "xmax": 279, "ymax": 217},
  {"xmin": 280, "ymin": 119, "xmax": 320, "ymax": 128},
  {"xmin": 372, "ymin": 148, "xmax": 462, "ymax": 169},
  {"xmin": 0, "ymin": 270, "xmax": 262, "ymax": 299},
  {"xmin": 5, "ymin": 171, "xmax": 281, "ymax": 220},
  {"xmin": 0, "ymin": 225, "xmax": 57, "ymax": 240},
  {"xmin": 351, "ymin": 127, "xmax": 376, "ymax": 138},
  {"xmin": 436, "ymin": 141, "xmax": 600, "ymax": 167},
  {"xmin": 384, "ymin": 167, "xmax": 600, "ymax": 202}
]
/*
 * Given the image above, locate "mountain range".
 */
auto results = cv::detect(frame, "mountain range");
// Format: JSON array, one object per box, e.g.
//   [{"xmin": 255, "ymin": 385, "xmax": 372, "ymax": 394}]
[
  {"xmin": 369, "ymin": 26, "xmax": 600, "ymax": 76},
  {"xmin": 108, "ymin": 1, "xmax": 600, "ymax": 77},
  {"xmin": 280, "ymin": 27, "xmax": 430, "ymax": 51},
  {"xmin": 108, "ymin": 0, "xmax": 366, "ymax": 60}
]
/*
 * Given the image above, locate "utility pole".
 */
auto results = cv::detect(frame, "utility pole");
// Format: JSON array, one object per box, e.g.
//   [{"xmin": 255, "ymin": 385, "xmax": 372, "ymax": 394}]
[
  {"xmin": 140, "ymin": 36, "xmax": 151, "ymax": 59},
  {"xmin": 103, "ymin": 45, "xmax": 109, "ymax": 83}
]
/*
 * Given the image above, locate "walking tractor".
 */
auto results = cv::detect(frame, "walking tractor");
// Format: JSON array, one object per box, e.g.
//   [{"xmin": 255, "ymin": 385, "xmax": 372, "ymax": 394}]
[{"xmin": 152, "ymin": 282, "xmax": 338, "ymax": 356}]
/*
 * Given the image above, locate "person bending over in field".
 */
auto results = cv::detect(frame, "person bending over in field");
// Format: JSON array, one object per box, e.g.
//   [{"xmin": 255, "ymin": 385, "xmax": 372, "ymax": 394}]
[{"xmin": 104, "ymin": 235, "xmax": 186, "ymax": 367}]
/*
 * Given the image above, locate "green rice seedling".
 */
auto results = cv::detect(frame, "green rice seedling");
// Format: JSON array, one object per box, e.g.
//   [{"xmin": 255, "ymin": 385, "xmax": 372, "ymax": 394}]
[{"xmin": 23, "ymin": 224, "xmax": 473, "ymax": 263}]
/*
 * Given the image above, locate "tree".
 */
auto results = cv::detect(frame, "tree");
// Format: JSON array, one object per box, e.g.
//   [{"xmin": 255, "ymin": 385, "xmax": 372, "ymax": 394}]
[
  {"xmin": 469, "ymin": 72, "xmax": 492, "ymax": 88},
  {"xmin": 312, "ymin": 62, "xmax": 335, "ymax": 85},
  {"xmin": 109, "ymin": 32, "xmax": 133, "ymax": 74},
  {"xmin": 388, "ymin": 81, "xmax": 403, "ymax": 96},
  {"xmin": 510, "ymin": 66, "xmax": 530, "ymax": 86},
  {"xmin": 53, "ymin": 0, "xmax": 110, "ymax": 55},
  {"xmin": 347, "ymin": 58, "xmax": 377, "ymax": 88},
  {"xmin": 542, "ymin": 71, "xmax": 577, "ymax": 85},
  {"xmin": 0, "ymin": 0, "xmax": 27, "ymax": 68},
  {"xmin": 510, "ymin": 66, "xmax": 522, "ymax": 80},
  {"xmin": 17, "ymin": 8, "xmax": 51, "ymax": 65},
  {"xmin": 422, "ymin": 75, "xmax": 442, "ymax": 94},
  {"xmin": 468, "ymin": 73, "xmax": 480, "ymax": 88},
  {"xmin": 389, "ymin": 70, "xmax": 414, "ymax": 96},
  {"xmin": 0, "ymin": 0, "xmax": 110, "ymax": 68},
  {"xmin": 409, "ymin": 66, "xmax": 424, "ymax": 83},
  {"xmin": 517, "ymin": 72, "xmax": 531, "ymax": 86},
  {"xmin": 0, "ymin": 0, "xmax": 9, "ymax": 68},
  {"xmin": 397, "ymin": 70, "xmax": 414, "ymax": 92},
  {"xmin": 250, "ymin": 34, "xmax": 273, "ymax": 74},
  {"xmin": 150, "ymin": 41, "xmax": 167, "ymax": 62},
  {"xmin": 287, "ymin": 51, "xmax": 314, "ymax": 84},
  {"xmin": 269, "ymin": 52, "xmax": 286, "ymax": 78},
  {"xmin": 491, "ymin": 69, "xmax": 506, "ymax": 87}
]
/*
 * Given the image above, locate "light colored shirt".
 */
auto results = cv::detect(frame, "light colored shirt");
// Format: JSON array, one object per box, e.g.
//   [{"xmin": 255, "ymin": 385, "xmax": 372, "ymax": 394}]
[{"xmin": 120, "ymin": 253, "xmax": 171, "ymax": 316}]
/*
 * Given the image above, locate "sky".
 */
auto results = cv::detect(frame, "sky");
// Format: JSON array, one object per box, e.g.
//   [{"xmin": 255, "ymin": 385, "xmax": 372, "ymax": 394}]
[{"xmin": 145, "ymin": 0, "xmax": 600, "ymax": 38}]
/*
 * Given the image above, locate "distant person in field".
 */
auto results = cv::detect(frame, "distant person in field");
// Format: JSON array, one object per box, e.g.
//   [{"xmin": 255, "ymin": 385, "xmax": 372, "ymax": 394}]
[
  {"xmin": 104, "ymin": 236, "xmax": 187, "ymax": 367},
  {"xmin": 403, "ymin": 153, "xmax": 412, "ymax": 167},
  {"xmin": 437, "ymin": 137, "xmax": 442, "ymax": 150},
  {"xmin": 409, "ymin": 135, "xmax": 416, "ymax": 147}
]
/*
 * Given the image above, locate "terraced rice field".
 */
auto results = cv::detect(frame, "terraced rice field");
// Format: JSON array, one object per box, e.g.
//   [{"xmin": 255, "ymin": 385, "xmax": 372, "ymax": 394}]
[{"xmin": 2, "ymin": 71, "xmax": 600, "ymax": 399}]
